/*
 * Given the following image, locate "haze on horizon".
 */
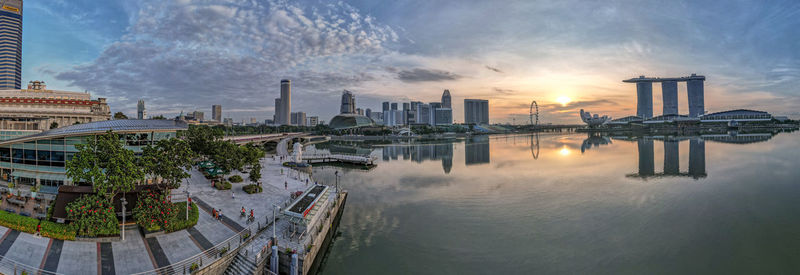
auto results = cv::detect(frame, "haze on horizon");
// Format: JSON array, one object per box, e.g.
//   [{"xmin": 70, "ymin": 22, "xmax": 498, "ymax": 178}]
[{"xmin": 22, "ymin": 0, "xmax": 800, "ymax": 124}]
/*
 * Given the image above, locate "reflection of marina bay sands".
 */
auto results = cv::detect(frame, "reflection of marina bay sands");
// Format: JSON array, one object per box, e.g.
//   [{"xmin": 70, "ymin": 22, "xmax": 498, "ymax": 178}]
[{"xmin": 621, "ymin": 133, "xmax": 776, "ymax": 179}]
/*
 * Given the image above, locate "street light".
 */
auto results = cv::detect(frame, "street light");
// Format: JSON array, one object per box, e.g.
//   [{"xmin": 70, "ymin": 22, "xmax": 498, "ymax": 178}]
[
  {"xmin": 185, "ymin": 190, "xmax": 190, "ymax": 220},
  {"xmin": 120, "ymin": 197, "xmax": 127, "ymax": 241},
  {"xmin": 334, "ymin": 170, "xmax": 339, "ymax": 197},
  {"xmin": 272, "ymin": 204, "xmax": 280, "ymax": 242}
]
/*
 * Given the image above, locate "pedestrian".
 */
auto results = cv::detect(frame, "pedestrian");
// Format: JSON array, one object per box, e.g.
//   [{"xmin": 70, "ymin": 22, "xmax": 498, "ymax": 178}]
[
  {"xmin": 285, "ymin": 181, "xmax": 288, "ymax": 189},
  {"xmin": 232, "ymin": 191, "xmax": 235, "ymax": 199},
  {"xmin": 219, "ymin": 209, "xmax": 223, "ymax": 220},
  {"xmin": 306, "ymin": 179, "xmax": 308, "ymax": 185},
  {"xmin": 212, "ymin": 208, "xmax": 217, "ymax": 219}
]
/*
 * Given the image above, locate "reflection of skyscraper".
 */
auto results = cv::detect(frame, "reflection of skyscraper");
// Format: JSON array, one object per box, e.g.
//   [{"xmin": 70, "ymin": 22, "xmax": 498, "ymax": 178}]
[
  {"xmin": 637, "ymin": 139, "xmax": 655, "ymax": 176},
  {"xmin": 441, "ymin": 143, "xmax": 453, "ymax": 173},
  {"xmin": 465, "ymin": 136, "xmax": 490, "ymax": 165},
  {"xmin": 663, "ymin": 140, "xmax": 679, "ymax": 175},
  {"xmin": 0, "ymin": 0, "xmax": 22, "ymax": 89},
  {"xmin": 689, "ymin": 139, "xmax": 706, "ymax": 179}
]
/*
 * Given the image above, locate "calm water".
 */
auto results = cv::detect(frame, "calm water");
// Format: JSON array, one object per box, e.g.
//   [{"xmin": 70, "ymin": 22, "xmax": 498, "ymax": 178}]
[{"xmin": 310, "ymin": 131, "xmax": 800, "ymax": 274}]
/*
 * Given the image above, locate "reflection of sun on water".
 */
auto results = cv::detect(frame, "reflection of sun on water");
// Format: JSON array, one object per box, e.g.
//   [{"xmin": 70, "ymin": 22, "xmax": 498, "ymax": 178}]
[{"xmin": 559, "ymin": 145, "xmax": 571, "ymax": 156}]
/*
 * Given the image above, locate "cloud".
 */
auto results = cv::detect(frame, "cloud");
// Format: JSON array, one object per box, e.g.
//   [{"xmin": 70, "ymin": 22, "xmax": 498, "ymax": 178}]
[
  {"xmin": 53, "ymin": 0, "xmax": 398, "ymax": 118},
  {"xmin": 396, "ymin": 68, "xmax": 461, "ymax": 82},
  {"xmin": 485, "ymin": 65, "xmax": 503, "ymax": 73},
  {"xmin": 492, "ymin": 87, "xmax": 514, "ymax": 95}
]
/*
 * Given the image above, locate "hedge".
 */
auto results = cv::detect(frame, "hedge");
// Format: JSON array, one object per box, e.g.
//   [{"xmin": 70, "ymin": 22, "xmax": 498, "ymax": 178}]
[
  {"xmin": 0, "ymin": 210, "xmax": 38, "ymax": 234},
  {"xmin": 229, "ymin": 175, "xmax": 244, "ymax": 183},
  {"xmin": 243, "ymin": 184, "xmax": 263, "ymax": 194},
  {"xmin": 165, "ymin": 202, "xmax": 199, "ymax": 233},
  {"xmin": 214, "ymin": 181, "xmax": 232, "ymax": 190},
  {"xmin": 40, "ymin": 221, "xmax": 76, "ymax": 240}
]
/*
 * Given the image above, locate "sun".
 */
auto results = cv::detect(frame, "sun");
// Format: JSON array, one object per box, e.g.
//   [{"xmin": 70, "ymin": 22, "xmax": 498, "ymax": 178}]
[
  {"xmin": 559, "ymin": 145, "xmax": 571, "ymax": 156},
  {"xmin": 556, "ymin": 96, "xmax": 572, "ymax": 106}
]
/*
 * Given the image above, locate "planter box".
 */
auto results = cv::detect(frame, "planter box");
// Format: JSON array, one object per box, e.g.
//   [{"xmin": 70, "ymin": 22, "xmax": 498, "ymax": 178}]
[
  {"xmin": 140, "ymin": 226, "xmax": 166, "ymax": 238},
  {"xmin": 76, "ymin": 236, "xmax": 121, "ymax": 242}
]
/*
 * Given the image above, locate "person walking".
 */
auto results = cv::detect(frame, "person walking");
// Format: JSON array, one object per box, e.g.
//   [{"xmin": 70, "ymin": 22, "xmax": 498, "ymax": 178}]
[{"xmin": 284, "ymin": 181, "xmax": 288, "ymax": 189}]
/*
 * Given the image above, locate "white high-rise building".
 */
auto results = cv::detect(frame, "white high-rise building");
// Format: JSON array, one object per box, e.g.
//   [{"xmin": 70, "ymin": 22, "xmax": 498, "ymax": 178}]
[{"xmin": 340, "ymin": 90, "xmax": 356, "ymax": 114}]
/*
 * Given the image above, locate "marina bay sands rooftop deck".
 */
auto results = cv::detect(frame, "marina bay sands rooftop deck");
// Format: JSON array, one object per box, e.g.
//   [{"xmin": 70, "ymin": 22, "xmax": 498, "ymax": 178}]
[{"xmin": 623, "ymin": 74, "xmax": 706, "ymax": 83}]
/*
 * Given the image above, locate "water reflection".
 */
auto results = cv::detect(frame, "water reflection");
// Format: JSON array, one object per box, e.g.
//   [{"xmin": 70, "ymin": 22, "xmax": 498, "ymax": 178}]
[
  {"xmin": 464, "ymin": 135, "xmax": 490, "ymax": 165},
  {"xmin": 605, "ymin": 132, "xmax": 777, "ymax": 180},
  {"xmin": 381, "ymin": 142, "xmax": 454, "ymax": 173}
]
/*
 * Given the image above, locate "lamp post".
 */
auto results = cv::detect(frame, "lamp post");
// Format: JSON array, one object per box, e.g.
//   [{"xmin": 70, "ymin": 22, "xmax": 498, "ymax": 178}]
[
  {"xmin": 334, "ymin": 170, "xmax": 339, "ymax": 197},
  {"xmin": 120, "ymin": 197, "xmax": 127, "ymax": 241},
  {"xmin": 185, "ymin": 190, "xmax": 190, "ymax": 220},
  {"xmin": 272, "ymin": 204, "xmax": 280, "ymax": 242}
]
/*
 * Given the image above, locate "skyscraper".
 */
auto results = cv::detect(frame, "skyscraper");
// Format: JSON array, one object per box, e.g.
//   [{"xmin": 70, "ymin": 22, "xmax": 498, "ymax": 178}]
[
  {"xmin": 280, "ymin": 79, "xmax": 291, "ymax": 125},
  {"xmin": 340, "ymin": 90, "xmax": 356, "ymax": 114},
  {"xmin": 0, "ymin": 0, "xmax": 22, "ymax": 89},
  {"xmin": 212, "ymin": 105, "xmax": 222, "ymax": 122},
  {"xmin": 391, "ymin": 103, "xmax": 398, "ymax": 110},
  {"xmin": 382, "ymin": 102, "xmax": 390, "ymax": 112},
  {"xmin": 441, "ymin": 89, "xmax": 452, "ymax": 108},
  {"xmin": 137, "ymin": 99, "xmax": 146, "ymax": 119},
  {"xmin": 464, "ymin": 99, "xmax": 489, "ymax": 124},
  {"xmin": 365, "ymin": 108, "xmax": 372, "ymax": 118},
  {"xmin": 291, "ymin": 112, "xmax": 306, "ymax": 126},
  {"xmin": 274, "ymin": 98, "xmax": 281, "ymax": 124}
]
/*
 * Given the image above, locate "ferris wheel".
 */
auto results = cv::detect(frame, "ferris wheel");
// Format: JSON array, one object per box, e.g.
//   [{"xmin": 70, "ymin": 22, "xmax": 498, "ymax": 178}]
[{"xmin": 529, "ymin": 100, "xmax": 539, "ymax": 126}]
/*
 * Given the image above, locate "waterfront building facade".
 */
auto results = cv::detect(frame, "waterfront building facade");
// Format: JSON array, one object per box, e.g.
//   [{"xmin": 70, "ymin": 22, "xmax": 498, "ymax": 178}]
[
  {"xmin": 0, "ymin": 119, "xmax": 187, "ymax": 195},
  {"xmin": 415, "ymin": 103, "xmax": 432, "ymax": 125},
  {"xmin": 0, "ymin": 0, "xmax": 22, "ymax": 89},
  {"xmin": 434, "ymin": 108, "xmax": 453, "ymax": 125},
  {"xmin": 308, "ymin": 116, "xmax": 319, "ymax": 126},
  {"xmin": 212, "ymin": 105, "xmax": 222, "ymax": 122},
  {"xmin": 464, "ymin": 99, "xmax": 489, "ymax": 124}
]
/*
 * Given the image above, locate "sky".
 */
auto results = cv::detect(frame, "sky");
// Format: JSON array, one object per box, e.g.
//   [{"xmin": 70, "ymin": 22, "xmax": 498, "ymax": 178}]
[{"xmin": 21, "ymin": 0, "xmax": 800, "ymax": 124}]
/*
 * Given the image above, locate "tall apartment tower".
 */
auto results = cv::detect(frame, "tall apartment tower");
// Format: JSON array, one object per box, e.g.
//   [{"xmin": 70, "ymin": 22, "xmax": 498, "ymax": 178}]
[
  {"xmin": 212, "ymin": 105, "xmax": 222, "ymax": 122},
  {"xmin": 280, "ymin": 79, "xmax": 291, "ymax": 125},
  {"xmin": 340, "ymin": 90, "xmax": 356, "ymax": 114},
  {"xmin": 382, "ymin": 102, "xmax": 390, "ymax": 112},
  {"xmin": 441, "ymin": 89, "xmax": 452, "ymax": 108},
  {"xmin": 0, "ymin": 0, "xmax": 22, "ymax": 89},
  {"xmin": 137, "ymin": 99, "xmax": 146, "ymax": 119},
  {"xmin": 464, "ymin": 99, "xmax": 489, "ymax": 124}
]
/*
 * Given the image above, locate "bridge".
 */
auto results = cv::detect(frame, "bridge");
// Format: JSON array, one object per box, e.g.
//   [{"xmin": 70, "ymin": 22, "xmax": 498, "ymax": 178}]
[
  {"xmin": 223, "ymin": 132, "xmax": 309, "ymax": 145},
  {"xmin": 301, "ymin": 153, "xmax": 376, "ymax": 167}
]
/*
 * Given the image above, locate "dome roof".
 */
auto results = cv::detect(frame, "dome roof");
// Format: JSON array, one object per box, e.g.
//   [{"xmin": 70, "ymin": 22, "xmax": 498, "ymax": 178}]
[{"xmin": 329, "ymin": 113, "xmax": 374, "ymax": 130}]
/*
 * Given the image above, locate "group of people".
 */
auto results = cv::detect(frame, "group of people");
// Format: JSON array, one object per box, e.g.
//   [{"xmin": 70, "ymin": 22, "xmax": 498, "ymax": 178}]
[
  {"xmin": 241, "ymin": 206, "xmax": 255, "ymax": 222},
  {"xmin": 212, "ymin": 208, "xmax": 223, "ymax": 220}
]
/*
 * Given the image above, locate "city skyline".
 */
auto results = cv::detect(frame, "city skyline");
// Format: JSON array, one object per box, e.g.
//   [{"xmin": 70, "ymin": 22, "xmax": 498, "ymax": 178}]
[{"xmin": 15, "ymin": 0, "xmax": 800, "ymax": 124}]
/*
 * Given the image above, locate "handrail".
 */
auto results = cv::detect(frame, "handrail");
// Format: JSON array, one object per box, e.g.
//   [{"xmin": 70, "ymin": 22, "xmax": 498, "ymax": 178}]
[
  {"xmin": 131, "ymin": 220, "xmax": 257, "ymax": 275},
  {"xmin": 0, "ymin": 252, "xmax": 63, "ymax": 275}
]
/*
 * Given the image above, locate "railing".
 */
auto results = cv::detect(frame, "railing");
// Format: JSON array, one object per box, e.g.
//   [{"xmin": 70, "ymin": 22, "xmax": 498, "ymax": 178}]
[
  {"xmin": 0, "ymin": 253, "xmax": 62, "ymax": 275},
  {"xmin": 131, "ymin": 220, "xmax": 259, "ymax": 275}
]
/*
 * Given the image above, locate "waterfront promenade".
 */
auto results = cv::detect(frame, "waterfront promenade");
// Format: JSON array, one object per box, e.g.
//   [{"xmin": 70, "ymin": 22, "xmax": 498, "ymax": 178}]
[{"xmin": 0, "ymin": 140, "xmax": 311, "ymax": 274}]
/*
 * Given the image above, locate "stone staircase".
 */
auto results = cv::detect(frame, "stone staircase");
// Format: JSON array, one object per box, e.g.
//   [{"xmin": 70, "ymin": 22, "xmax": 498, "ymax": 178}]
[{"xmin": 224, "ymin": 252, "xmax": 258, "ymax": 275}]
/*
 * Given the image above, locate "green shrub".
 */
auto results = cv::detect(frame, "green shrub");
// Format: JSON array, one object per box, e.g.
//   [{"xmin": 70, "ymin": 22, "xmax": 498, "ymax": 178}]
[
  {"xmin": 0, "ymin": 210, "xmax": 38, "ymax": 233},
  {"xmin": 214, "ymin": 181, "xmax": 231, "ymax": 190},
  {"xmin": 40, "ymin": 221, "xmax": 76, "ymax": 240},
  {"xmin": 242, "ymin": 184, "xmax": 262, "ymax": 194},
  {"xmin": 229, "ymin": 175, "xmax": 243, "ymax": 183},
  {"xmin": 165, "ymin": 202, "xmax": 199, "ymax": 233}
]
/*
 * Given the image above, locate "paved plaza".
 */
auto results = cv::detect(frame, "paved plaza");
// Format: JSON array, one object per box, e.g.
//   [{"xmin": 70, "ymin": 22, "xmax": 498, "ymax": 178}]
[{"xmin": 0, "ymin": 138, "xmax": 318, "ymax": 274}]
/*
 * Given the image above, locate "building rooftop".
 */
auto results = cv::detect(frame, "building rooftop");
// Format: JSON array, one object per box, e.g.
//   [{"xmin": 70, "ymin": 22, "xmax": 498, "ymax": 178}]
[
  {"xmin": 0, "ymin": 119, "xmax": 188, "ymax": 145},
  {"xmin": 623, "ymin": 74, "xmax": 706, "ymax": 83},
  {"xmin": 329, "ymin": 113, "xmax": 374, "ymax": 130}
]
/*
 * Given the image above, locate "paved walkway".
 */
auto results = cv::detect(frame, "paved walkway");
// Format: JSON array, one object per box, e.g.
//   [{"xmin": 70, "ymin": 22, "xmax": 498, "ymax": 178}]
[{"xmin": 0, "ymin": 140, "xmax": 313, "ymax": 275}]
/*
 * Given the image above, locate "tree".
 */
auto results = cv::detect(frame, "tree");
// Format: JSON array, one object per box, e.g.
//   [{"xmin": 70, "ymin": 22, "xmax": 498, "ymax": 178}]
[
  {"xmin": 50, "ymin": 121, "xmax": 59, "ymax": 129},
  {"xmin": 184, "ymin": 125, "xmax": 223, "ymax": 156},
  {"xmin": 249, "ymin": 163, "xmax": 262, "ymax": 186},
  {"xmin": 141, "ymin": 138, "xmax": 194, "ymax": 191},
  {"xmin": 151, "ymin": 115, "xmax": 167, "ymax": 120},
  {"xmin": 113, "ymin": 112, "xmax": 128, "ymax": 119},
  {"xmin": 66, "ymin": 131, "xmax": 144, "ymax": 202}
]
